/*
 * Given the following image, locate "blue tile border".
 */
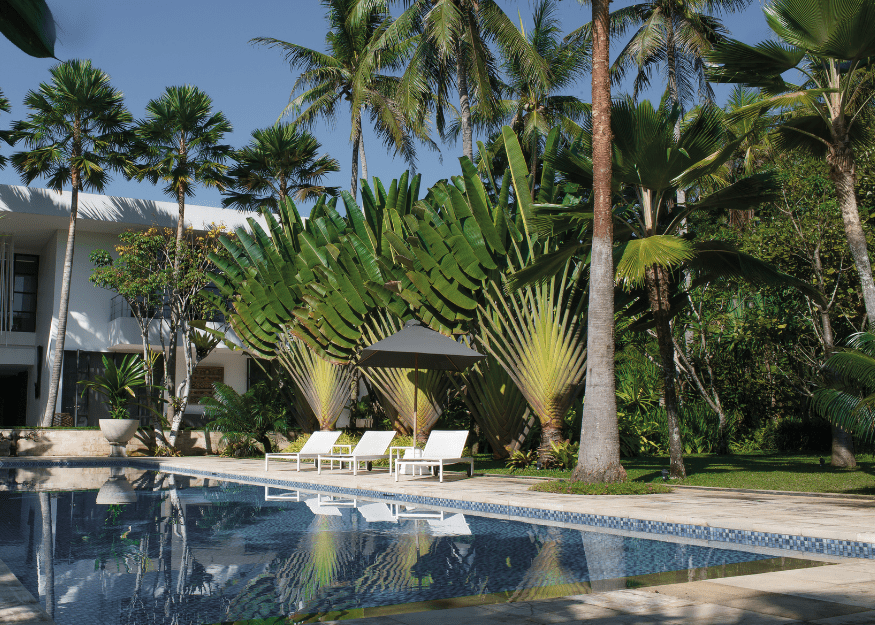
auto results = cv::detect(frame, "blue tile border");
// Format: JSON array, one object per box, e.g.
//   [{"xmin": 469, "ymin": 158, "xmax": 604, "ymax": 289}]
[{"xmin": 3, "ymin": 457, "xmax": 873, "ymax": 560}]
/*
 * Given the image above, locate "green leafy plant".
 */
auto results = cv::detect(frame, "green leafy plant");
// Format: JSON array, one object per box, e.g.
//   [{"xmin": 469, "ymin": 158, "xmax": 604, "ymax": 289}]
[
  {"xmin": 547, "ymin": 440, "xmax": 579, "ymax": 470},
  {"xmin": 78, "ymin": 354, "xmax": 157, "ymax": 419},
  {"xmin": 813, "ymin": 332, "xmax": 875, "ymax": 445},
  {"xmin": 203, "ymin": 382, "xmax": 288, "ymax": 455},
  {"xmin": 505, "ymin": 449, "xmax": 538, "ymax": 470}
]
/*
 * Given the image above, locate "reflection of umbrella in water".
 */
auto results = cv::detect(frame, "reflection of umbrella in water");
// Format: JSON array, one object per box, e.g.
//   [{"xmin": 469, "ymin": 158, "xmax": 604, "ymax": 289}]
[{"xmin": 358, "ymin": 320, "xmax": 486, "ymax": 442}]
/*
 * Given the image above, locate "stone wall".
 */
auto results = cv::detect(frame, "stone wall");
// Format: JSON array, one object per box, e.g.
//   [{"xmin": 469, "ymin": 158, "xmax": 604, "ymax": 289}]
[{"xmin": 0, "ymin": 428, "xmax": 226, "ymax": 457}]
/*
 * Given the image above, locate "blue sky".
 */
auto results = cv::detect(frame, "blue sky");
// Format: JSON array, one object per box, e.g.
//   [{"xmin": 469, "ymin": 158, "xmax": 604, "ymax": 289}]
[{"xmin": 0, "ymin": 0, "xmax": 774, "ymax": 214}]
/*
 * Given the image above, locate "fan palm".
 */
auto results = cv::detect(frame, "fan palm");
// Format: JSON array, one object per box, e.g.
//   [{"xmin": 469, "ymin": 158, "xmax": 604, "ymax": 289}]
[
  {"xmin": 130, "ymin": 85, "xmax": 232, "ymax": 442},
  {"xmin": 707, "ymin": 0, "xmax": 875, "ymax": 323},
  {"xmin": 359, "ymin": 311, "xmax": 451, "ymax": 442},
  {"xmin": 279, "ymin": 335, "xmax": 355, "ymax": 431},
  {"xmin": 366, "ymin": 0, "xmax": 548, "ymax": 160},
  {"xmin": 255, "ymin": 0, "xmax": 429, "ymax": 199},
  {"xmin": 813, "ymin": 332, "xmax": 875, "ymax": 446},
  {"xmin": 11, "ymin": 59, "xmax": 132, "ymax": 427},
  {"xmin": 520, "ymin": 97, "xmax": 822, "ymax": 477},
  {"xmin": 474, "ymin": 0, "xmax": 590, "ymax": 191},
  {"xmin": 480, "ymin": 261, "xmax": 587, "ymax": 462},
  {"xmin": 223, "ymin": 123, "xmax": 340, "ymax": 212}
]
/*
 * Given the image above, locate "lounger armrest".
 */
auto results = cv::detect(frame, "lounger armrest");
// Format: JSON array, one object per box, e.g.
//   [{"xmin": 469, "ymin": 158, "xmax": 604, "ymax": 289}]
[{"xmin": 332, "ymin": 444, "xmax": 352, "ymax": 453}]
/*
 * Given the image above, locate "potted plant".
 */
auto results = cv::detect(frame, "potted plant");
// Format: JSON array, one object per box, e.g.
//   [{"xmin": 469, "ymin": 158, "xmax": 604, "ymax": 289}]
[{"xmin": 79, "ymin": 354, "xmax": 157, "ymax": 457}]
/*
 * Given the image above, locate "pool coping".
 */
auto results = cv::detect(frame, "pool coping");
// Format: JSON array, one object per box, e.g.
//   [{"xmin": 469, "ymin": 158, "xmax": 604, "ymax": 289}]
[{"xmin": 3, "ymin": 456, "xmax": 874, "ymax": 562}]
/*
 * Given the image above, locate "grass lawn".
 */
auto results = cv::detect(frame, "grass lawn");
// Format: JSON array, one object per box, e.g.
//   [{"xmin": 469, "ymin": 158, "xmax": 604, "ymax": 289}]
[{"xmin": 471, "ymin": 452, "xmax": 875, "ymax": 495}]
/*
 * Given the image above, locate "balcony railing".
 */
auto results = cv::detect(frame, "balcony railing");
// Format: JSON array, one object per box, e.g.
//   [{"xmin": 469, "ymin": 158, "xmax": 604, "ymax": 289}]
[{"xmin": 109, "ymin": 288, "xmax": 226, "ymax": 324}]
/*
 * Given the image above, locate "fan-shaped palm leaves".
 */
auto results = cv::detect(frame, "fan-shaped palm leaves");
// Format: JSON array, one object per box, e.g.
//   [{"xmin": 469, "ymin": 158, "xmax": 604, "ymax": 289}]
[
  {"xmin": 359, "ymin": 311, "xmax": 451, "ymax": 442},
  {"xmin": 280, "ymin": 337, "xmax": 355, "ymax": 430},
  {"xmin": 480, "ymin": 264, "xmax": 587, "ymax": 461},
  {"xmin": 12, "ymin": 59, "xmax": 132, "ymax": 426},
  {"xmin": 223, "ymin": 123, "xmax": 340, "ymax": 212},
  {"xmin": 707, "ymin": 0, "xmax": 875, "ymax": 322},
  {"xmin": 459, "ymin": 355, "xmax": 533, "ymax": 459},
  {"xmin": 813, "ymin": 332, "xmax": 875, "ymax": 445}
]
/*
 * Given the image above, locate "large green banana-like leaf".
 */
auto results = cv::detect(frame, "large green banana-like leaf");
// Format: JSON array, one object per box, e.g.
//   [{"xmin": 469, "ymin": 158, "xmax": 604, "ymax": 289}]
[
  {"xmin": 458, "ymin": 354, "xmax": 533, "ymax": 459},
  {"xmin": 358, "ymin": 311, "xmax": 451, "ymax": 442},
  {"xmin": 277, "ymin": 334, "xmax": 354, "ymax": 430},
  {"xmin": 479, "ymin": 263, "xmax": 586, "ymax": 451},
  {"xmin": 0, "ymin": 0, "xmax": 55, "ymax": 58}
]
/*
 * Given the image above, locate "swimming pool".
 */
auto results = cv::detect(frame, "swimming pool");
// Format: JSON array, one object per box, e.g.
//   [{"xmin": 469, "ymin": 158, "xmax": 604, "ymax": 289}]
[{"xmin": 0, "ymin": 467, "xmax": 825, "ymax": 624}]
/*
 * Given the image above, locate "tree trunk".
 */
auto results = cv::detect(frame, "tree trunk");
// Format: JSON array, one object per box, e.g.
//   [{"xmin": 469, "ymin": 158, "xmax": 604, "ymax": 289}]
[
  {"xmin": 646, "ymin": 264, "xmax": 686, "ymax": 478},
  {"xmin": 817, "ymin": 282, "xmax": 857, "ymax": 467},
  {"xmin": 41, "ymin": 180, "xmax": 80, "ymax": 426},
  {"xmin": 530, "ymin": 132, "xmax": 539, "ymax": 200},
  {"xmin": 830, "ymin": 145, "xmax": 875, "ymax": 325},
  {"xmin": 538, "ymin": 416, "xmax": 564, "ymax": 465},
  {"xmin": 164, "ymin": 173, "xmax": 187, "ymax": 447},
  {"xmin": 456, "ymin": 48, "xmax": 474, "ymax": 161},
  {"xmin": 351, "ymin": 119, "xmax": 361, "ymax": 198},
  {"xmin": 571, "ymin": 0, "xmax": 626, "ymax": 484},
  {"xmin": 38, "ymin": 492, "xmax": 54, "ymax": 617},
  {"xmin": 359, "ymin": 119, "xmax": 368, "ymax": 185}
]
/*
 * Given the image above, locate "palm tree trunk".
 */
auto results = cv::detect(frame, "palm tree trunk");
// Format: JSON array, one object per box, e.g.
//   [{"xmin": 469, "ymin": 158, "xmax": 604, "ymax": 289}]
[
  {"xmin": 829, "ymin": 144, "xmax": 875, "ymax": 326},
  {"xmin": 815, "ymin": 260, "xmax": 857, "ymax": 467},
  {"xmin": 359, "ymin": 122, "xmax": 368, "ymax": 185},
  {"xmin": 351, "ymin": 120, "xmax": 361, "ymax": 198},
  {"xmin": 38, "ymin": 492, "xmax": 54, "ymax": 617},
  {"xmin": 165, "ymin": 159, "xmax": 187, "ymax": 448},
  {"xmin": 41, "ymin": 169, "xmax": 80, "ymax": 426},
  {"xmin": 646, "ymin": 264, "xmax": 686, "ymax": 478},
  {"xmin": 571, "ymin": 0, "xmax": 626, "ymax": 484},
  {"xmin": 456, "ymin": 48, "xmax": 474, "ymax": 161}
]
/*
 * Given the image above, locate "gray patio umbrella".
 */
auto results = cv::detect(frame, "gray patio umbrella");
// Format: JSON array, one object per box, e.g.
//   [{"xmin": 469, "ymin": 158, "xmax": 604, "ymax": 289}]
[{"xmin": 358, "ymin": 320, "xmax": 485, "ymax": 442}]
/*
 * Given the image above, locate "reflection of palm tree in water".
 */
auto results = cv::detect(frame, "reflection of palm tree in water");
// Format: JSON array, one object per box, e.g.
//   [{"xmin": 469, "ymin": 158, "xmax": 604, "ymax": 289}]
[
  {"xmin": 38, "ymin": 492, "xmax": 55, "ymax": 617},
  {"xmin": 511, "ymin": 526, "xmax": 591, "ymax": 601},
  {"xmin": 581, "ymin": 532, "xmax": 627, "ymax": 593}
]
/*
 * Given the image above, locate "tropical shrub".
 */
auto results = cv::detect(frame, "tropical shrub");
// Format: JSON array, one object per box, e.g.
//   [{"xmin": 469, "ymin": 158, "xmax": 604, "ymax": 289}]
[
  {"xmin": 506, "ymin": 449, "xmax": 538, "ymax": 470},
  {"xmin": 204, "ymin": 382, "xmax": 288, "ymax": 455},
  {"xmin": 78, "ymin": 354, "xmax": 156, "ymax": 420},
  {"xmin": 546, "ymin": 440, "xmax": 579, "ymax": 469}
]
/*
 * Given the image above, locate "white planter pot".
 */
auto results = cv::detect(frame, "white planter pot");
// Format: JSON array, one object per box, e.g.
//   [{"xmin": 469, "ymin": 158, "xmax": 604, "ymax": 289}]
[{"xmin": 99, "ymin": 419, "xmax": 140, "ymax": 457}]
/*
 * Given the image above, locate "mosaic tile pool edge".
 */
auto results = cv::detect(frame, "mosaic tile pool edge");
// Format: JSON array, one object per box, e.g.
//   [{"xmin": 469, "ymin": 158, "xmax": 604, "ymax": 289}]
[{"xmin": 3, "ymin": 457, "xmax": 872, "ymax": 560}]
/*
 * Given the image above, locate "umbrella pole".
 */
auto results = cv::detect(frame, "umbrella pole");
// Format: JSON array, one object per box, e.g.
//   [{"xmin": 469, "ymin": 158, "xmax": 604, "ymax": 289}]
[{"xmin": 414, "ymin": 354, "xmax": 419, "ymax": 446}]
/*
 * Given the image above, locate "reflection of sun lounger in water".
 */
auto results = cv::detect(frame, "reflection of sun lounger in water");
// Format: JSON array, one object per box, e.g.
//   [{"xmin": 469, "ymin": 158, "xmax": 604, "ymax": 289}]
[{"xmin": 357, "ymin": 502, "xmax": 397, "ymax": 523}]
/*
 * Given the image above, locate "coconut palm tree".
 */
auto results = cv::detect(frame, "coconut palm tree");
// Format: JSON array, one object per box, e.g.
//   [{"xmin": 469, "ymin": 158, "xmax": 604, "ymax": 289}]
[
  {"xmin": 254, "ymin": 0, "xmax": 429, "ymax": 199},
  {"xmin": 575, "ymin": 0, "xmax": 626, "ymax": 483},
  {"xmin": 603, "ymin": 0, "xmax": 748, "ymax": 106},
  {"xmin": 222, "ymin": 123, "xmax": 340, "ymax": 212},
  {"xmin": 366, "ymin": 0, "xmax": 548, "ymax": 161},
  {"xmin": 473, "ymin": 0, "xmax": 590, "ymax": 190},
  {"xmin": 12, "ymin": 59, "xmax": 132, "ymax": 427},
  {"xmin": 130, "ymin": 85, "xmax": 232, "ymax": 443},
  {"xmin": 707, "ymin": 0, "xmax": 875, "ymax": 324}
]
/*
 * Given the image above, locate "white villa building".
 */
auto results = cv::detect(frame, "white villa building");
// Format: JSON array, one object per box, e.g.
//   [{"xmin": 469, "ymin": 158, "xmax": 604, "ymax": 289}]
[{"xmin": 0, "ymin": 184, "xmax": 263, "ymax": 428}]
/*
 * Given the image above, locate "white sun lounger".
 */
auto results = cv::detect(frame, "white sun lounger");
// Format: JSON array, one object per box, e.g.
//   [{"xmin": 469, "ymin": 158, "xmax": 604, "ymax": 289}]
[
  {"xmin": 394, "ymin": 430, "xmax": 473, "ymax": 483},
  {"xmin": 264, "ymin": 431, "xmax": 343, "ymax": 471},
  {"xmin": 317, "ymin": 430, "xmax": 396, "ymax": 475}
]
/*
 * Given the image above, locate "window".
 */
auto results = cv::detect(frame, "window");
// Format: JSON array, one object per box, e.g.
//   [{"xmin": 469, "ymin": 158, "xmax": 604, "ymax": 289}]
[{"xmin": 12, "ymin": 254, "xmax": 38, "ymax": 332}]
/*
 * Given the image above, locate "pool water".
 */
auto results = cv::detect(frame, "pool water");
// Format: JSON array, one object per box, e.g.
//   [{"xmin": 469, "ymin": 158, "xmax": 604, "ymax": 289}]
[{"xmin": 0, "ymin": 469, "xmax": 824, "ymax": 625}]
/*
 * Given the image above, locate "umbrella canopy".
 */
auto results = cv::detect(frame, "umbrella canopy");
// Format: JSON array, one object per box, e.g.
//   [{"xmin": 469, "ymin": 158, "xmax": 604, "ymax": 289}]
[
  {"xmin": 358, "ymin": 320, "xmax": 485, "ymax": 445},
  {"xmin": 358, "ymin": 320, "xmax": 485, "ymax": 370}
]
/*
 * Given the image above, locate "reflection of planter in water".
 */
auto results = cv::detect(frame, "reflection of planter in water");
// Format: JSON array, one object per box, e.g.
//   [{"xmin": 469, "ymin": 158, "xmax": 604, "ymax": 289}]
[
  {"xmin": 96, "ymin": 474, "xmax": 137, "ymax": 505},
  {"xmin": 99, "ymin": 419, "xmax": 139, "ymax": 457}
]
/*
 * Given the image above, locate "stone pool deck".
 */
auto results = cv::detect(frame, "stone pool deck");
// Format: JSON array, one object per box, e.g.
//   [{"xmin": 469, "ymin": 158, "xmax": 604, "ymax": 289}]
[{"xmin": 2, "ymin": 456, "xmax": 875, "ymax": 624}]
